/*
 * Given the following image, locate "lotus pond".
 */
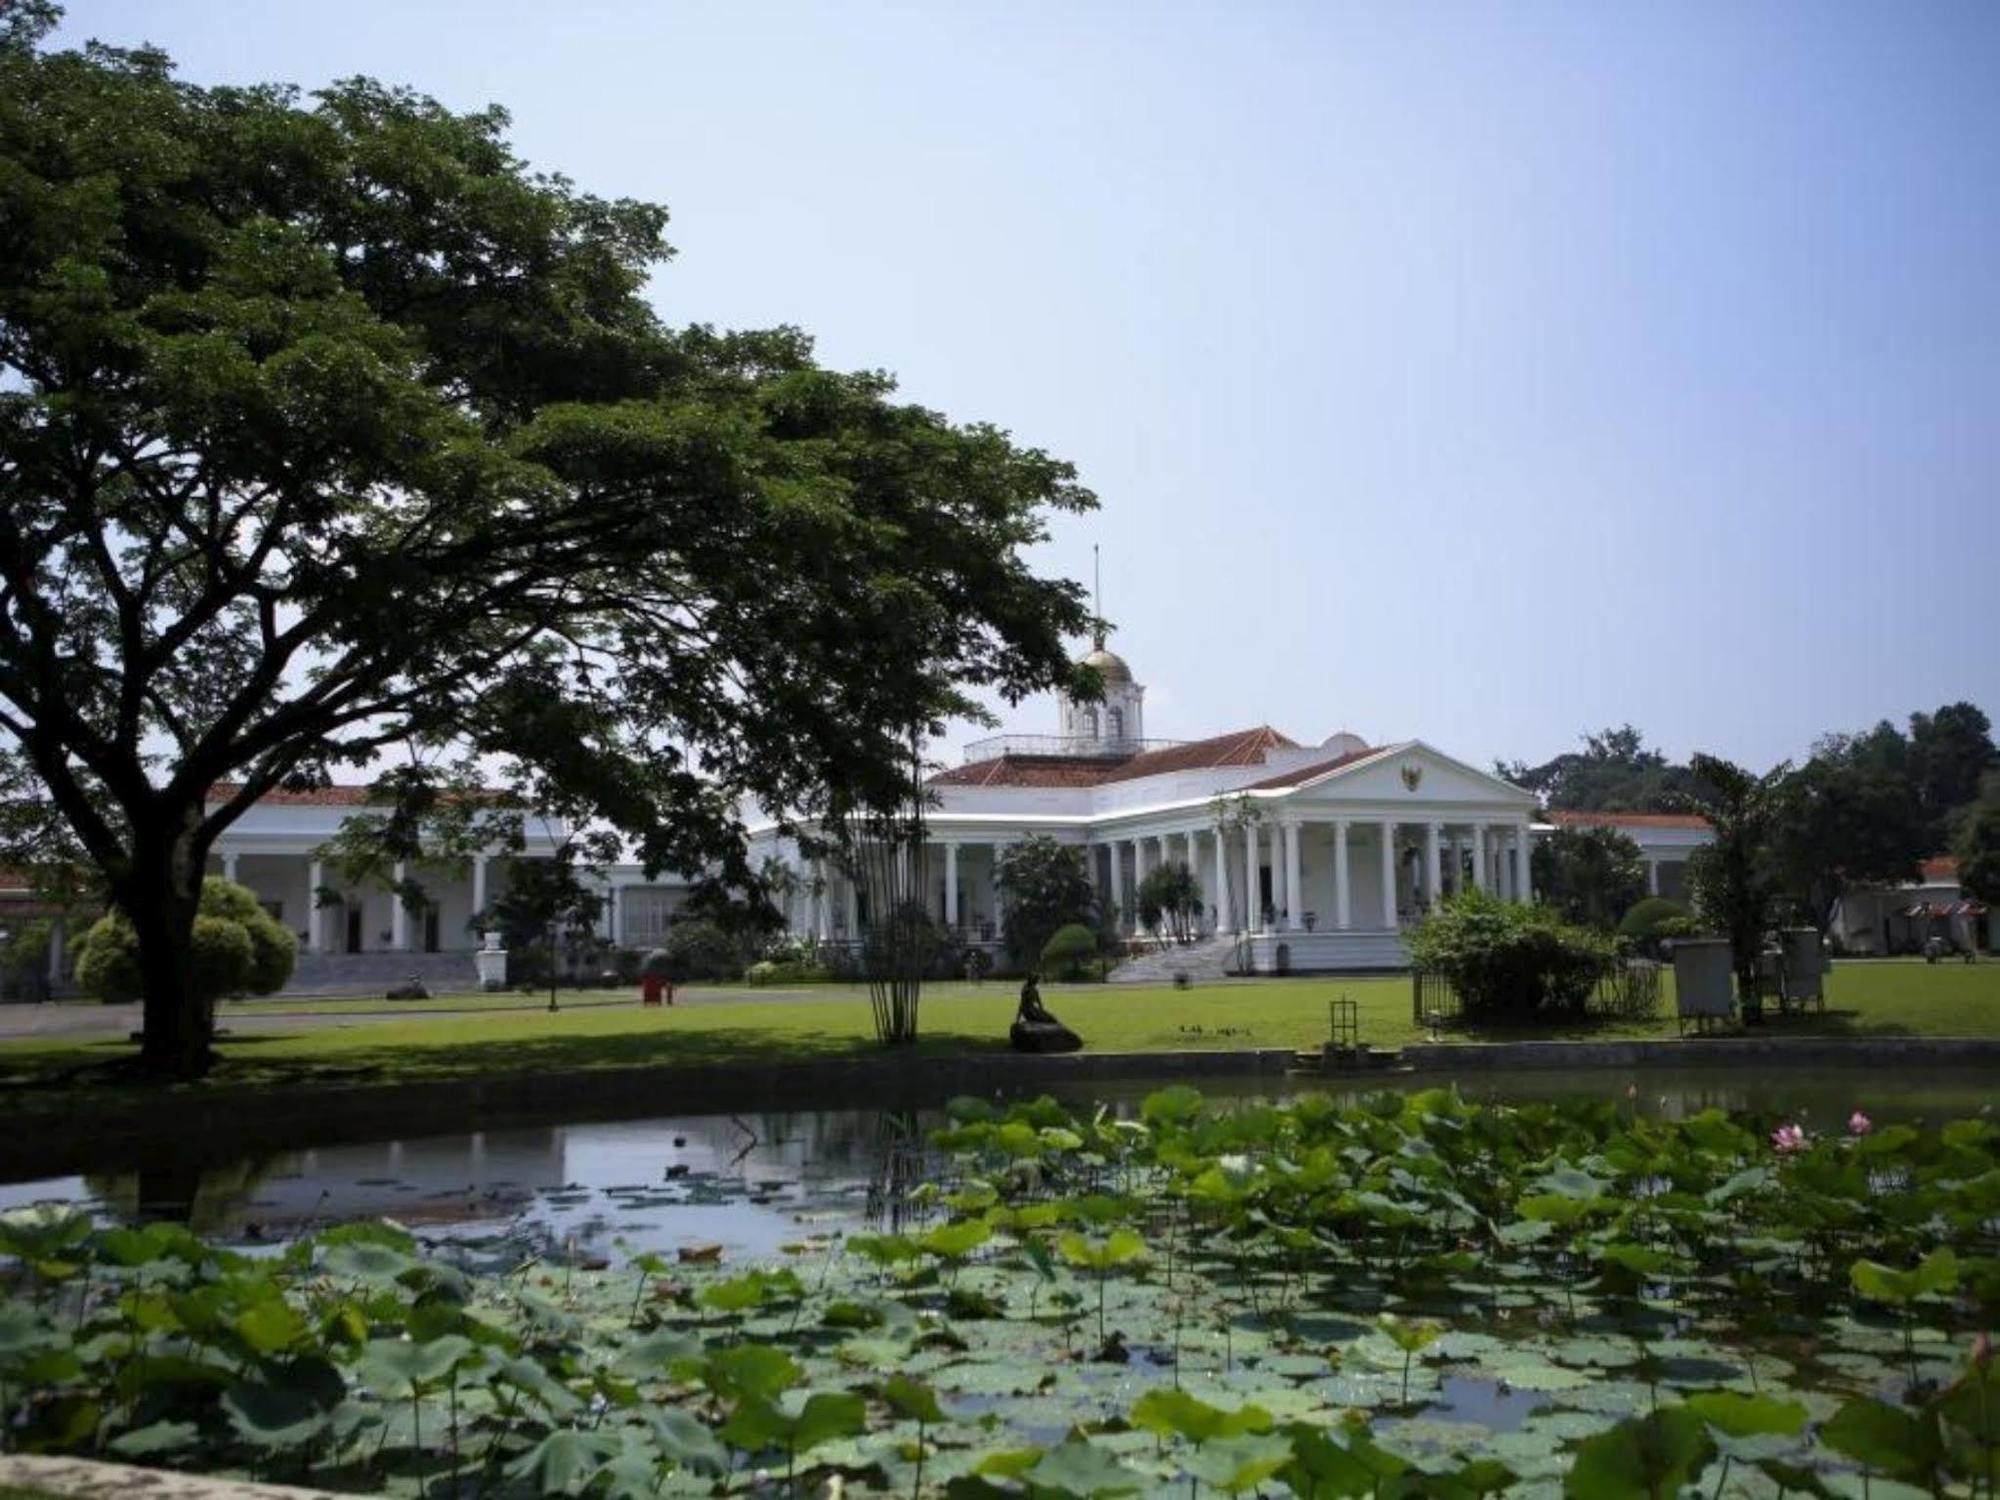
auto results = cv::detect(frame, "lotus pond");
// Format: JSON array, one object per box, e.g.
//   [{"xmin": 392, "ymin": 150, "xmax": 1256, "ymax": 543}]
[{"xmin": 0, "ymin": 1075, "xmax": 1996, "ymax": 1499}]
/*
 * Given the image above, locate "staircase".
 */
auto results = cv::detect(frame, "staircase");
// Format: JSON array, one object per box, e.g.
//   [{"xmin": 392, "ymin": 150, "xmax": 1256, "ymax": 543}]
[
  {"xmin": 1105, "ymin": 936, "xmax": 1242, "ymax": 986},
  {"xmin": 280, "ymin": 951, "xmax": 484, "ymax": 997}
]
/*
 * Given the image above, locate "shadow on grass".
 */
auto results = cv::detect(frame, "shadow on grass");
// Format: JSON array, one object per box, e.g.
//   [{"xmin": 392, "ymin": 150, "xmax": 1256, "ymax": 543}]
[{"xmin": 0, "ymin": 1020, "xmax": 1017, "ymax": 1108}]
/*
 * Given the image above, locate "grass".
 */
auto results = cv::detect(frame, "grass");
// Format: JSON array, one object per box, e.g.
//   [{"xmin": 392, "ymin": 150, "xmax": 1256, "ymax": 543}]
[{"xmin": 1, "ymin": 961, "xmax": 1994, "ymax": 1113}]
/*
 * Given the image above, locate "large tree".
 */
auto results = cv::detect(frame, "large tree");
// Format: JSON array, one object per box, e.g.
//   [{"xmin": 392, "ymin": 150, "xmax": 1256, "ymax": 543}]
[
  {"xmin": 1498, "ymin": 725, "xmax": 1712, "ymax": 813},
  {"xmin": 1682, "ymin": 753, "xmax": 1788, "ymax": 1009},
  {"xmin": 1767, "ymin": 723, "xmax": 1928, "ymax": 932},
  {"xmin": 994, "ymin": 835, "xmax": 1096, "ymax": 971},
  {"xmin": 1955, "ymin": 770, "xmax": 2000, "ymax": 908},
  {"xmin": 1909, "ymin": 702, "xmax": 1997, "ymax": 840},
  {"xmin": 0, "ymin": 9, "xmax": 1093, "ymax": 1075},
  {"xmin": 1530, "ymin": 824, "xmax": 1646, "ymax": 931}
]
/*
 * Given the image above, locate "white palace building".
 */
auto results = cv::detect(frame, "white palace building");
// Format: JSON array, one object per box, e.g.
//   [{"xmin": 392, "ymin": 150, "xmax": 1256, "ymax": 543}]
[
  {"xmin": 744, "ymin": 638, "xmax": 1707, "ymax": 973},
  {"xmin": 0, "ymin": 636, "xmax": 1712, "ymax": 993}
]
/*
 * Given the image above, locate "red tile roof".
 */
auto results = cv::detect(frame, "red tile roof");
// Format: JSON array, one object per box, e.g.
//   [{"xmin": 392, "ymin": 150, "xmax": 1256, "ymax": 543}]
[
  {"xmin": 1546, "ymin": 810, "xmax": 1712, "ymax": 831},
  {"xmin": 1241, "ymin": 743, "xmax": 1393, "ymax": 791},
  {"xmin": 1100, "ymin": 726, "xmax": 1299, "ymax": 783},
  {"xmin": 209, "ymin": 784, "xmax": 377, "ymax": 806},
  {"xmin": 929, "ymin": 726, "xmax": 1300, "ymax": 790}
]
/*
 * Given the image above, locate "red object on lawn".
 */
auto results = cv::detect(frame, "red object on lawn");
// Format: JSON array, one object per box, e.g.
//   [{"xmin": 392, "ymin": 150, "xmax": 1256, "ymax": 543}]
[{"xmin": 641, "ymin": 975, "xmax": 664, "ymax": 1007}]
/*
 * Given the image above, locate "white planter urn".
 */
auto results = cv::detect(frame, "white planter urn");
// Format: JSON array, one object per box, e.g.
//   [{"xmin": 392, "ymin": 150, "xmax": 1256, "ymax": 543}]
[{"xmin": 474, "ymin": 931, "xmax": 508, "ymax": 990}]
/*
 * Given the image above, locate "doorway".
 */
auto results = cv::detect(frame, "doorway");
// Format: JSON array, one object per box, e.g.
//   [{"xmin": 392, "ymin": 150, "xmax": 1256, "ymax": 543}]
[
  {"xmin": 345, "ymin": 906, "xmax": 363, "ymax": 954},
  {"xmin": 423, "ymin": 908, "xmax": 440, "ymax": 953}
]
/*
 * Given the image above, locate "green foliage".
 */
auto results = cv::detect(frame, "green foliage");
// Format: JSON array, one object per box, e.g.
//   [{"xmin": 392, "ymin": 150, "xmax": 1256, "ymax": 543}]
[
  {"xmin": 743, "ymin": 958, "xmax": 835, "ymax": 984},
  {"xmin": 3, "ymin": 1087, "xmax": 2000, "ymax": 1497},
  {"xmin": 74, "ymin": 877, "xmax": 294, "ymax": 1005},
  {"xmin": 1406, "ymin": 888, "xmax": 1619, "ymax": 1020},
  {"xmin": 1910, "ymin": 701, "xmax": 1998, "ymax": 838},
  {"xmin": 1770, "ymin": 724, "xmax": 1930, "ymax": 931},
  {"xmin": 1134, "ymin": 860, "xmax": 1202, "ymax": 943},
  {"xmin": 1038, "ymin": 923, "xmax": 1100, "ymax": 981},
  {"xmin": 650, "ymin": 920, "xmax": 745, "ymax": 984},
  {"xmin": 1615, "ymin": 895, "xmax": 1696, "ymax": 945},
  {"xmin": 0, "ymin": 14, "xmax": 1095, "ymax": 1075},
  {"xmin": 1956, "ymin": 769, "xmax": 2000, "ymax": 906},
  {"xmin": 1685, "ymin": 753, "xmax": 1790, "ymax": 1000},
  {"xmin": 1498, "ymin": 726, "xmax": 1715, "ymax": 813},
  {"xmin": 1532, "ymin": 825, "xmax": 1647, "ymax": 930},
  {"xmin": 995, "ymin": 837, "xmax": 1097, "ymax": 970}
]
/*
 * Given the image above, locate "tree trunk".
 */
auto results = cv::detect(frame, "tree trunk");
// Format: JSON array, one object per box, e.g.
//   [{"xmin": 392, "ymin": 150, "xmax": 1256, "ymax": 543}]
[{"xmin": 120, "ymin": 807, "xmax": 214, "ymax": 1079}]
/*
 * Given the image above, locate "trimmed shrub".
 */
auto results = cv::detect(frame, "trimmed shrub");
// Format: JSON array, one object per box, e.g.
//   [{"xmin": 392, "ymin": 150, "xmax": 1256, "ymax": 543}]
[
  {"xmin": 744, "ymin": 959, "xmax": 835, "ymax": 985},
  {"xmin": 1617, "ymin": 896, "xmax": 1692, "ymax": 943},
  {"xmin": 649, "ymin": 919, "xmax": 744, "ymax": 983},
  {"xmin": 1617, "ymin": 896, "xmax": 1702, "ymax": 958},
  {"xmin": 75, "ymin": 876, "xmax": 296, "ymax": 1005},
  {"xmin": 1406, "ymin": 888, "xmax": 1618, "ymax": 1021},
  {"xmin": 1040, "ymin": 922, "xmax": 1100, "ymax": 981}
]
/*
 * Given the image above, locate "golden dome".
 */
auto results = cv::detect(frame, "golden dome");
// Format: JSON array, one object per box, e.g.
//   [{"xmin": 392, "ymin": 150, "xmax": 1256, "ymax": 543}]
[{"xmin": 1079, "ymin": 645, "xmax": 1133, "ymax": 686}]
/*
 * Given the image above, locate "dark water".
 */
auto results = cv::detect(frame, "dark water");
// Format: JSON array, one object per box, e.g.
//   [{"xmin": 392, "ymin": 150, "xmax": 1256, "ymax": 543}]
[{"xmin": 1, "ymin": 1066, "xmax": 1990, "ymax": 1256}]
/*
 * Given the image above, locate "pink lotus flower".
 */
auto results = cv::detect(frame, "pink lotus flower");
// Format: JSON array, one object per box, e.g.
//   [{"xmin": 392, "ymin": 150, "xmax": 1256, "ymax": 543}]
[
  {"xmin": 1848, "ymin": 1110, "xmax": 1872, "ymax": 1136},
  {"xmin": 1771, "ymin": 1123, "xmax": 1810, "ymax": 1154}
]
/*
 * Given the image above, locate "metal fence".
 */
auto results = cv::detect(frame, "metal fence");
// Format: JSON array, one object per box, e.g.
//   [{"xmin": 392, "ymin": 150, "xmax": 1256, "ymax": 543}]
[{"xmin": 1412, "ymin": 960, "xmax": 1663, "ymax": 1032}]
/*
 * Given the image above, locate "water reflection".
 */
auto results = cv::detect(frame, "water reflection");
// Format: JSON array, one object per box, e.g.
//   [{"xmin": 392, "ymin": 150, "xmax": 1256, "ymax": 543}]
[{"xmin": 6, "ymin": 1067, "xmax": 1992, "ymax": 1257}]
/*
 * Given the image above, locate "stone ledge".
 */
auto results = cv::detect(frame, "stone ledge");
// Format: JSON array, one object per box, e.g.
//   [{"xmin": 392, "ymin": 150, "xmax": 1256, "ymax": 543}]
[
  {"xmin": 1400, "ymin": 1036, "xmax": 2000, "ymax": 1071},
  {"xmin": 0, "ymin": 1455, "xmax": 337, "ymax": 1500}
]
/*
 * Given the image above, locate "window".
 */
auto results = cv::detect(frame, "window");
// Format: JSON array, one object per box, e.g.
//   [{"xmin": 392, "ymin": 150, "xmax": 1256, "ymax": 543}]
[
  {"xmin": 1082, "ymin": 708, "xmax": 1099, "ymax": 737},
  {"xmin": 1107, "ymin": 707, "xmax": 1125, "ymax": 740},
  {"xmin": 622, "ymin": 887, "xmax": 683, "ymax": 946}
]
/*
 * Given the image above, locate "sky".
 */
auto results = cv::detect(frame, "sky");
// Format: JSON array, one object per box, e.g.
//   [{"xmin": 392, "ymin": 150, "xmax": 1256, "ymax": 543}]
[{"xmin": 56, "ymin": 1, "xmax": 2000, "ymax": 774}]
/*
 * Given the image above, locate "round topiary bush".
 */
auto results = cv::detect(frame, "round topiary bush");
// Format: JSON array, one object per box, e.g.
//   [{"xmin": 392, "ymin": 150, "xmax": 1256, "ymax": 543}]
[
  {"xmin": 1040, "ymin": 922, "xmax": 1100, "ymax": 982},
  {"xmin": 75, "ymin": 876, "xmax": 296, "ymax": 1006},
  {"xmin": 648, "ymin": 919, "xmax": 745, "ymax": 983},
  {"xmin": 1617, "ymin": 895, "xmax": 1692, "ymax": 943}
]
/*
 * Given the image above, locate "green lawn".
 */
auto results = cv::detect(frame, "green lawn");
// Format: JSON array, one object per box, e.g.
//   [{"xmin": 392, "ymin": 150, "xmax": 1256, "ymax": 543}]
[{"xmin": 2, "ymin": 961, "xmax": 1994, "ymax": 1110}]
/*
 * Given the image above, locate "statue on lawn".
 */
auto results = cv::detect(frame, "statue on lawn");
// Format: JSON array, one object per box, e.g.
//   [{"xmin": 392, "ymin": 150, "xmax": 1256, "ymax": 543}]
[{"xmin": 1010, "ymin": 972, "xmax": 1082, "ymax": 1053}]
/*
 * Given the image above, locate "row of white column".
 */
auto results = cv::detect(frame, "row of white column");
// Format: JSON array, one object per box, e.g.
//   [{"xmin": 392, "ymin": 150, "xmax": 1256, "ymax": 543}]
[
  {"xmin": 784, "ymin": 820, "xmax": 1536, "ymax": 943},
  {"xmin": 1093, "ymin": 818, "xmax": 1533, "ymax": 935},
  {"xmin": 217, "ymin": 848, "xmax": 494, "ymax": 954}
]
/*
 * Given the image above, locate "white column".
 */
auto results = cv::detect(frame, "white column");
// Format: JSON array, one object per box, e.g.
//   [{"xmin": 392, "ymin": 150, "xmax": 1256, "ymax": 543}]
[
  {"xmin": 1470, "ymin": 826, "xmax": 1486, "ymax": 892},
  {"xmin": 1333, "ymin": 820, "xmax": 1351, "ymax": 930},
  {"xmin": 843, "ymin": 872, "xmax": 859, "ymax": 936},
  {"xmin": 1647, "ymin": 857, "xmax": 1660, "ymax": 896},
  {"xmin": 1184, "ymin": 830, "xmax": 1200, "ymax": 880},
  {"xmin": 1133, "ymin": 836, "xmax": 1151, "ymax": 896},
  {"xmin": 308, "ymin": 859, "xmax": 326, "ymax": 954},
  {"xmin": 600, "ymin": 881, "xmax": 618, "ymax": 941},
  {"xmin": 1283, "ymin": 821, "xmax": 1303, "ymax": 930},
  {"xmin": 1107, "ymin": 841, "xmax": 1125, "ymax": 929},
  {"xmin": 1424, "ymin": 823, "xmax": 1442, "ymax": 911},
  {"xmin": 1379, "ymin": 821, "xmax": 1398, "ymax": 930},
  {"xmin": 1212, "ymin": 827, "xmax": 1229, "ymax": 933},
  {"xmin": 46, "ymin": 918, "xmax": 64, "ymax": 985},
  {"xmin": 222, "ymin": 848, "xmax": 240, "ymax": 883},
  {"xmin": 1239, "ymin": 822, "xmax": 1256, "ymax": 931},
  {"xmin": 471, "ymin": 854, "xmax": 488, "ymax": 922},
  {"xmin": 945, "ymin": 842, "xmax": 960, "ymax": 929},
  {"xmin": 390, "ymin": 860, "xmax": 410, "ymax": 952},
  {"xmin": 1515, "ymin": 823, "xmax": 1533, "ymax": 902}
]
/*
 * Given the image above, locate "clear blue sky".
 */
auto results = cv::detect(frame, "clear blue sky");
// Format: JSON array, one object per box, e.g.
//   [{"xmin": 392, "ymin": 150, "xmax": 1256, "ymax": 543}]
[{"xmin": 58, "ymin": 1, "xmax": 2000, "ymax": 772}]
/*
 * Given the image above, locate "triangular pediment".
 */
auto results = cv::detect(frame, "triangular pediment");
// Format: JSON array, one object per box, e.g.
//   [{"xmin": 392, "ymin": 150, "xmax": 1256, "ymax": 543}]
[{"xmin": 1275, "ymin": 740, "xmax": 1535, "ymax": 809}]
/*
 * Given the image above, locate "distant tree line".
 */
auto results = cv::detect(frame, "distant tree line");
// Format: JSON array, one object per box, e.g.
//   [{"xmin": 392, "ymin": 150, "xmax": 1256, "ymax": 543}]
[{"xmin": 1507, "ymin": 702, "xmax": 2000, "ymax": 937}]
